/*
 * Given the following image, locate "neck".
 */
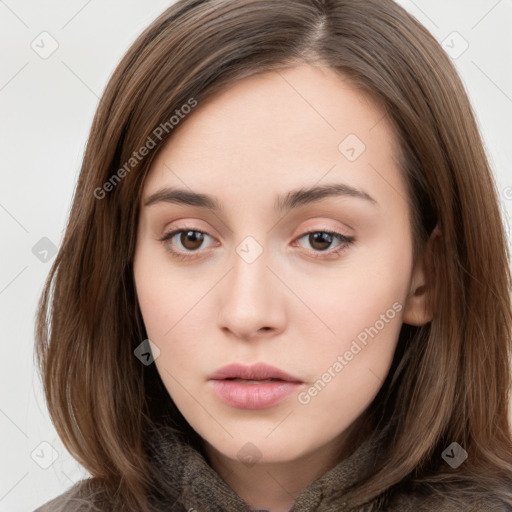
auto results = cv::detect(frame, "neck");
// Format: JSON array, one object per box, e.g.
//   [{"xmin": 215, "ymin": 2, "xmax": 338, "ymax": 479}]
[{"xmin": 202, "ymin": 415, "xmax": 371, "ymax": 512}]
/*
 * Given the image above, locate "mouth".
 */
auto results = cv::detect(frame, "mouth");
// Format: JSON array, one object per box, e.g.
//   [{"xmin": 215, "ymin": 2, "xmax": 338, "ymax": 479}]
[
  {"xmin": 224, "ymin": 378, "xmax": 282, "ymax": 383},
  {"xmin": 208, "ymin": 362, "xmax": 303, "ymax": 383},
  {"xmin": 208, "ymin": 363, "xmax": 303, "ymax": 409}
]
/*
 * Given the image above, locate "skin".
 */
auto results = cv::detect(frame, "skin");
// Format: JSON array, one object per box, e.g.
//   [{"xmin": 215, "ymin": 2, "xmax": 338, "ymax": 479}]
[{"xmin": 133, "ymin": 63, "xmax": 431, "ymax": 512}]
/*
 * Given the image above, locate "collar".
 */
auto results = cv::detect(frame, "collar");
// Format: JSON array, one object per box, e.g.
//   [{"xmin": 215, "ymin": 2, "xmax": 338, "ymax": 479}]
[{"xmin": 146, "ymin": 423, "xmax": 390, "ymax": 512}]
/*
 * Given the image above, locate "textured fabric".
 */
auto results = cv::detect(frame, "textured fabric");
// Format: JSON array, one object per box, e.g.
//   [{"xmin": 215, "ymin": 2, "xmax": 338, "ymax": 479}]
[
  {"xmin": 144, "ymin": 423, "xmax": 388, "ymax": 511},
  {"xmin": 34, "ymin": 425, "xmax": 511, "ymax": 512}
]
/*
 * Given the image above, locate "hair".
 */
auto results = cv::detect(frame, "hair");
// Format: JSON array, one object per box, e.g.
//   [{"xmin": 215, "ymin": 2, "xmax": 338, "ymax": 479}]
[{"xmin": 35, "ymin": 0, "xmax": 512, "ymax": 510}]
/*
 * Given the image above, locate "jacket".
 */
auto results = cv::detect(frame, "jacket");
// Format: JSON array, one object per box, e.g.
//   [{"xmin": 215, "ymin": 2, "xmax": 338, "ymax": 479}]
[{"xmin": 34, "ymin": 424, "xmax": 511, "ymax": 512}]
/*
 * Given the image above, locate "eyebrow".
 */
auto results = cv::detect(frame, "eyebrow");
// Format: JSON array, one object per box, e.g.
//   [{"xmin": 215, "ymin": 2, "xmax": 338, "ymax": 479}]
[{"xmin": 143, "ymin": 183, "xmax": 377, "ymax": 211}]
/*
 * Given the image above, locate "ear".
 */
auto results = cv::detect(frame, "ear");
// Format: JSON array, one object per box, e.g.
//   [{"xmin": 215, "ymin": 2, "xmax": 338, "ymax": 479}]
[{"xmin": 402, "ymin": 225, "xmax": 441, "ymax": 326}]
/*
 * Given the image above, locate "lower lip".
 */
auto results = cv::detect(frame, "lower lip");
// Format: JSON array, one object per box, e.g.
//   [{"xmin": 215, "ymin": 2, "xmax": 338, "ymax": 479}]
[{"xmin": 209, "ymin": 379, "xmax": 302, "ymax": 409}]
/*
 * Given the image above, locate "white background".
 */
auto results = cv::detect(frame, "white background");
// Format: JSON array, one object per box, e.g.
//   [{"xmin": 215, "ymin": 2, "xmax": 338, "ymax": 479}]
[{"xmin": 1, "ymin": 1, "xmax": 511, "ymax": 510}]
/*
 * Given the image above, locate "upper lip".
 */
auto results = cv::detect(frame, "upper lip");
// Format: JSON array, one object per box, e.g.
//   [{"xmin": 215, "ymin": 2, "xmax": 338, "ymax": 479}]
[{"xmin": 209, "ymin": 362, "xmax": 303, "ymax": 383}]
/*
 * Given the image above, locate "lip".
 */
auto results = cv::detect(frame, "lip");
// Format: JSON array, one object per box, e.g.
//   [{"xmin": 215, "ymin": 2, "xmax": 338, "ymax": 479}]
[
  {"xmin": 208, "ymin": 363, "xmax": 304, "ymax": 410},
  {"xmin": 208, "ymin": 362, "xmax": 303, "ymax": 382}
]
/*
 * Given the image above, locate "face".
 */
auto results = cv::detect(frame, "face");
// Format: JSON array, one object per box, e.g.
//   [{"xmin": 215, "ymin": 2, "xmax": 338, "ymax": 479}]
[{"xmin": 133, "ymin": 63, "xmax": 425, "ymax": 466}]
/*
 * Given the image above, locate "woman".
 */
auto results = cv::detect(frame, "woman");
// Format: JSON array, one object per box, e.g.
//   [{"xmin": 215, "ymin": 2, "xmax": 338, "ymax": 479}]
[{"xmin": 34, "ymin": 0, "xmax": 512, "ymax": 510}]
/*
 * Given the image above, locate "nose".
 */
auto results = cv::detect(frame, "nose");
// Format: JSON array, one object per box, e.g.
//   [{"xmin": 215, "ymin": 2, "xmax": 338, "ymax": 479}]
[{"xmin": 216, "ymin": 246, "xmax": 286, "ymax": 341}]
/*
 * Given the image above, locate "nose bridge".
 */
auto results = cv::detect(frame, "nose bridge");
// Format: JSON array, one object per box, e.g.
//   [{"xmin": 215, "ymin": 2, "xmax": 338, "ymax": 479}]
[
  {"xmin": 228, "ymin": 237, "xmax": 273, "ymax": 313},
  {"xmin": 217, "ymin": 235, "xmax": 284, "ymax": 338}
]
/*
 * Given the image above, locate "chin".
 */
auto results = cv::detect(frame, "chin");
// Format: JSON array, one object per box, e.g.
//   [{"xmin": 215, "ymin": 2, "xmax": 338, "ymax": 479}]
[{"xmin": 204, "ymin": 430, "xmax": 317, "ymax": 465}]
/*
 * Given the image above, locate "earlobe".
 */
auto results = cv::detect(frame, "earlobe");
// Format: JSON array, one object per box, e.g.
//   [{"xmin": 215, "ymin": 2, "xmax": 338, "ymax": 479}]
[{"xmin": 402, "ymin": 225, "xmax": 441, "ymax": 326}]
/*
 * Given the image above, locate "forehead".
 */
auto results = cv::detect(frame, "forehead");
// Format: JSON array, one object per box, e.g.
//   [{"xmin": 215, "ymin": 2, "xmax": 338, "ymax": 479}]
[{"xmin": 142, "ymin": 63, "xmax": 404, "ymax": 209}]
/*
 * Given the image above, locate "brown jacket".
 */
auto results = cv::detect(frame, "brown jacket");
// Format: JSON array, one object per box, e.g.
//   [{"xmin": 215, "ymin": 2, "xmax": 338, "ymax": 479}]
[{"xmin": 34, "ymin": 425, "xmax": 511, "ymax": 512}]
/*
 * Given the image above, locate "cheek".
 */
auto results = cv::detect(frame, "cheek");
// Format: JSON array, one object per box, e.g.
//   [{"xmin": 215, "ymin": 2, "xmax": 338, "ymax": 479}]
[
  {"xmin": 134, "ymin": 240, "xmax": 196, "ymax": 338},
  {"xmin": 133, "ymin": 243, "xmax": 216, "ymax": 378},
  {"xmin": 295, "ymin": 285, "xmax": 404, "ymax": 430},
  {"xmin": 297, "ymin": 248, "xmax": 410, "ymax": 347},
  {"xmin": 291, "ymin": 232, "xmax": 411, "ymax": 400}
]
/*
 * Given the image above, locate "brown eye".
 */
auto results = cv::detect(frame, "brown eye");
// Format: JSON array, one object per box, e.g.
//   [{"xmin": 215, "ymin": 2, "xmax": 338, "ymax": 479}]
[
  {"xmin": 178, "ymin": 230, "xmax": 205, "ymax": 251},
  {"xmin": 159, "ymin": 227, "xmax": 354, "ymax": 262},
  {"xmin": 308, "ymin": 232, "xmax": 334, "ymax": 251},
  {"xmin": 159, "ymin": 228, "xmax": 214, "ymax": 260},
  {"xmin": 295, "ymin": 229, "xmax": 355, "ymax": 260}
]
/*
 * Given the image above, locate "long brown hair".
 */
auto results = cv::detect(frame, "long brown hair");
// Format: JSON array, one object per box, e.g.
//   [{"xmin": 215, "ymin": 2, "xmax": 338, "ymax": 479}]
[{"xmin": 35, "ymin": 0, "xmax": 512, "ymax": 509}]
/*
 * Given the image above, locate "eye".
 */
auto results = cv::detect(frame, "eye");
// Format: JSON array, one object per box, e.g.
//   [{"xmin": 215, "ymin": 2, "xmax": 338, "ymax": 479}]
[
  {"xmin": 293, "ymin": 229, "xmax": 355, "ymax": 259},
  {"xmin": 158, "ymin": 228, "xmax": 215, "ymax": 261},
  {"xmin": 158, "ymin": 227, "xmax": 355, "ymax": 261}
]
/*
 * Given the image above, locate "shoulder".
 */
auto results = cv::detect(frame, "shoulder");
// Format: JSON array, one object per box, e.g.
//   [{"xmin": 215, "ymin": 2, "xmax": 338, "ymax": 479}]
[
  {"xmin": 386, "ymin": 487, "xmax": 512, "ymax": 512},
  {"xmin": 33, "ymin": 479, "xmax": 105, "ymax": 512}
]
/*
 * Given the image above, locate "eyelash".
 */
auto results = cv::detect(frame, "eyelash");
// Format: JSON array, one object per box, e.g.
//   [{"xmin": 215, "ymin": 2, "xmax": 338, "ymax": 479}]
[{"xmin": 158, "ymin": 227, "xmax": 355, "ymax": 262}]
